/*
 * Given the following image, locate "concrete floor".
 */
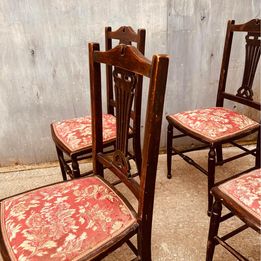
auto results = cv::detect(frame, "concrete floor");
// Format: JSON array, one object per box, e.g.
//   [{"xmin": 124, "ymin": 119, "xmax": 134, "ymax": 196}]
[{"xmin": 0, "ymin": 147, "xmax": 260, "ymax": 260}]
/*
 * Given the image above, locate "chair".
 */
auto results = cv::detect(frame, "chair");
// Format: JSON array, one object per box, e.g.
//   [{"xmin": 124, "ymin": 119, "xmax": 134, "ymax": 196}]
[
  {"xmin": 166, "ymin": 19, "xmax": 261, "ymax": 214},
  {"xmin": 206, "ymin": 168, "xmax": 261, "ymax": 260},
  {"xmin": 51, "ymin": 26, "xmax": 146, "ymax": 180},
  {"xmin": 0, "ymin": 43, "xmax": 169, "ymax": 260}
]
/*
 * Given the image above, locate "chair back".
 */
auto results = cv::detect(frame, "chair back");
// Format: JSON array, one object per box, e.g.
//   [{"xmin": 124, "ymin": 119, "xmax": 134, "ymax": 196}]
[
  {"xmin": 216, "ymin": 19, "xmax": 261, "ymax": 111},
  {"xmin": 105, "ymin": 26, "xmax": 146, "ymax": 171},
  {"xmin": 105, "ymin": 26, "xmax": 146, "ymax": 115},
  {"xmin": 89, "ymin": 42, "xmax": 169, "ymax": 248}
]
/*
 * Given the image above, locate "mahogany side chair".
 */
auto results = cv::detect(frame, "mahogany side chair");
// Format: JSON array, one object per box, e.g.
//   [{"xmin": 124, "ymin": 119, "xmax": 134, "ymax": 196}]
[
  {"xmin": 51, "ymin": 26, "xmax": 146, "ymax": 181},
  {"xmin": 206, "ymin": 168, "xmax": 261, "ymax": 260},
  {"xmin": 166, "ymin": 19, "xmax": 261, "ymax": 214},
  {"xmin": 0, "ymin": 43, "xmax": 169, "ymax": 260}
]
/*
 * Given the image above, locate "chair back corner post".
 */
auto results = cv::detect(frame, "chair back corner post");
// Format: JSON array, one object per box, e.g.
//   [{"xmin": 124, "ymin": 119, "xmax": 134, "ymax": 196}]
[
  {"xmin": 105, "ymin": 27, "xmax": 114, "ymax": 115},
  {"xmin": 140, "ymin": 54, "xmax": 169, "ymax": 193},
  {"xmin": 132, "ymin": 75, "xmax": 144, "ymax": 173},
  {"xmin": 105, "ymin": 26, "xmax": 112, "ymax": 36},
  {"xmin": 133, "ymin": 28, "xmax": 146, "ymax": 139},
  {"xmin": 137, "ymin": 29, "xmax": 146, "ymax": 55},
  {"xmin": 137, "ymin": 54, "xmax": 169, "ymax": 260},
  {"xmin": 216, "ymin": 20, "xmax": 234, "ymax": 107},
  {"xmin": 131, "ymin": 29, "xmax": 146, "ymax": 173},
  {"xmin": 89, "ymin": 42, "xmax": 104, "ymax": 176}
]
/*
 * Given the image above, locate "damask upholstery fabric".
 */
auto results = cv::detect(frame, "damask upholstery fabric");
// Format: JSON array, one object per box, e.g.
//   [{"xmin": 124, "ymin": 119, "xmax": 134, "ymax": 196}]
[
  {"xmin": 0, "ymin": 177, "xmax": 137, "ymax": 261},
  {"xmin": 168, "ymin": 107, "xmax": 259, "ymax": 142},
  {"xmin": 52, "ymin": 114, "xmax": 116, "ymax": 152},
  {"xmin": 218, "ymin": 169, "xmax": 261, "ymax": 220}
]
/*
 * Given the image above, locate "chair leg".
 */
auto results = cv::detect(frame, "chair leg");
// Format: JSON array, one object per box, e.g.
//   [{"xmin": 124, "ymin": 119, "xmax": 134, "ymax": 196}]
[
  {"xmin": 71, "ymin": 156, "xmax": 81, "ymax": 178},
  {"xmin": 208, "ymin": 146, "xmax": 216, "ymax": 215},
  {"xmin": 255, "ymin": 128, "xmax": 260, "ymax": 168},
  {"xmin": 206, "ymin": 200, "xmax": 222, "ymax": 261},
  {"xmin": 167, "ymin": 123, "xmax": 173, "ymax": 179},
  {"xmin": 216, "ymin": 144, "xmax": 223, "ymax": 166},
  {"xmin": 137, "ymin": 226, "xmax": 152, "ymax": 261},
  {"xmin": 56, "ymin": 146, "xmax": 67, "ymax": 181}
]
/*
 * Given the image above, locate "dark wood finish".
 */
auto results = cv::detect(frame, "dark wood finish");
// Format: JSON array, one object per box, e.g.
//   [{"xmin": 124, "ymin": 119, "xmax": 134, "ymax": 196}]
[
  {"xmin": 89, "ymin": 43, "xmax": 169, "ymax": 259},
  {"xmin": 206, "ymin": 171, "xmax": 261, "ymax": 261},
  {"xmin": 216, "ymin": 19, "xmax": 261, "ymax": 109},
  {"xmin": 0, "ymin": 43, "xmax": 169, "ymax": 261},
  {"xmin": 51, "ymin": 26, "xmax": 146, "ymax": 180},
  {"xmin": 166, "ymin": 19, "xmax": 261, "ymax": 214}
]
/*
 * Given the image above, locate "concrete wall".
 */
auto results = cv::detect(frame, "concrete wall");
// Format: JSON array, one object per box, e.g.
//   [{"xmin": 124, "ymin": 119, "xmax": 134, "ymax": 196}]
[{"xmin": 0, "ymin": 0, "xmax": 260, "ymax": 166}]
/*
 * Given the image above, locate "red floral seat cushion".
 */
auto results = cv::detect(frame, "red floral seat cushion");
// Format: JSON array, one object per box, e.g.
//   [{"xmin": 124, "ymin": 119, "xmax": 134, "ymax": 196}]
[
  {"xmin": 0, "ymin": 177, "xmax": 137, "ymax": 261},
  {"xmin": 52, "ymin": 114, "xmax": 116, "ymax": 152},
  {"xmin": 218, "ymin": 169, "xmax": 261, "ymax": 220},
  {"xmin": 168, "ymin": 107, "xmax": 259, "ymax": 142}
]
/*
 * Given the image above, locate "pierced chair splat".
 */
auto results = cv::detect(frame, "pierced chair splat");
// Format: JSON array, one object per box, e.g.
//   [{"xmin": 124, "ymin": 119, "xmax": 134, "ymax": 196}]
[
  {"xmin": 51, "ymin": 26, "xmax": 146, "ymax": 181},
  {"xmin": 0, "ymin": 43, "xmax": 169, "ymax": 261},
  {"xmin": 166, "ymin": 19, "xmax": 261, "ymax": 214}
]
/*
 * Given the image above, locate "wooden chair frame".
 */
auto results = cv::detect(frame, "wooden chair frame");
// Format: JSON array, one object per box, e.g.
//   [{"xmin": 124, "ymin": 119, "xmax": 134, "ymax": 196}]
[
  {"xmin": 51, "ymin": 26, "xmax": 146, "ymax": 181},
  {"xmin": 0, "ymin": 43, "xmax": 169, "ymax": 261},
  {"xmin": 166, "ymin": 19, "xmax": 261, "ymax": 214},
  {"xmin": 206, "ymin": 169, "xmax": 261, "ymax": 260},
  {"xmin": 89, "ymin": 42, "xmax": 169, "ymax": 259}
]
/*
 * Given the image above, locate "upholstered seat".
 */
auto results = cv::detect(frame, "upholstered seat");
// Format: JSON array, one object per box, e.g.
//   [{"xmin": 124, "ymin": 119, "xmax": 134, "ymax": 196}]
[
  {"xmin": 52, "ymin": 114, "xmax": 116, "ymax": 153},
  {"xmin": 217, "ymin": 168, "xmax": 261, "ymax": 220},
  {"xmin": 0, "ymin": 176, "xmax": 137, "ymax": 261},
  {"xmin": 206, "ymin": 168, "xmax": 261, "ymax": 260},
  {"xmin": 167, "ymin": 107, "xmax": 259, "ymax": 143},
  {"xmin": 166, "ymin": 19, "xmax": 261, "ymax": 215}
]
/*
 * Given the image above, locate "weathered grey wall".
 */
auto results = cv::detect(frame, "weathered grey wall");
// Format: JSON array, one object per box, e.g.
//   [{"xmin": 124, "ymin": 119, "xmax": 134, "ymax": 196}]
[{"xmin": 0, "ymin": 0, "xmax": 260, "ymax": 166}]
